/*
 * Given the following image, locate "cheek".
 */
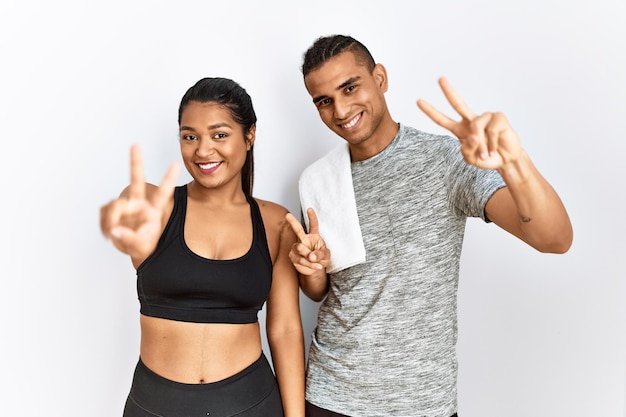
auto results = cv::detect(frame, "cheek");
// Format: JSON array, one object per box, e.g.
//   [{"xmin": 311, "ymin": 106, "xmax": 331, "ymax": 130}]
[
  {"xmin": 369, "ymin": 91, "xmax": 386, "ymax": 109},
  {"xmin": 318, "ymin": 108, "xmax": 334, "ymax": 125},
  {"xmin": 179, "ymin": 143, "xmax": 199, "ymax": 164},
  {"xmin": 179, "ymin": 143, "xmax": 192, "ymax": 157},
  {"xmin": 228, "ymin": 142, "xmax": 250, "ymax": 161}
]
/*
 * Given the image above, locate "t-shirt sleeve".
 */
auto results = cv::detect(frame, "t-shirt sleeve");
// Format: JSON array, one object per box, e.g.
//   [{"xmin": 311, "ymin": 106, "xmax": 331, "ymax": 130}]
[{"xmin": 443, "ymin": 136, "xmax": 506, "ymax": 222}]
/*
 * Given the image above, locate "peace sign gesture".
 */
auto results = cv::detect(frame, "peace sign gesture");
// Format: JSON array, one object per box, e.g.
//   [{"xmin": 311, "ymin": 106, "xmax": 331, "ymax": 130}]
[
  {"xmin": 285, "ymin": 208, "xmax": 331, "ymax": 276},
  {"xmin": 417, "ymin": 77, "xmax": 523, "ymax": 170},
  {"xmin": 100, "ymin": 144, "xmax": 180, "ymax": 264}
]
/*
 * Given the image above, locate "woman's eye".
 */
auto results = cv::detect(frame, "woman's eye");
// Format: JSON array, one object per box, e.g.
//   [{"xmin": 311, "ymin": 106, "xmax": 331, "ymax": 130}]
[
  {"xmin": 214, "ymin": 133, "xmax": 227, "ymax": 140},
  {"xmin": 182, "ymin": 134, "xmax": 197, "ymax": 141}
]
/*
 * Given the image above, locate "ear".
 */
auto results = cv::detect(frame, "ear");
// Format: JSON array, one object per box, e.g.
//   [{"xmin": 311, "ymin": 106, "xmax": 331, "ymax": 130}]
[
  {"xmin": 246, "ymin": 124, "xmax": 256, "ymax": 150},
  {"xmin": 372, "ymin": 63, "xmax": 389, "ymax": 93}
]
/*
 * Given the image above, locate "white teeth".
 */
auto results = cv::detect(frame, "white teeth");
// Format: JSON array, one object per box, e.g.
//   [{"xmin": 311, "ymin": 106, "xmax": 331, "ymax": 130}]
[
  {"xmin": 342, "ymin": 114, "xmax": 360, "ymax": 129},
  {"xmin": 199, "ymin": 162, "xmax": 220, "ymax": 169}
]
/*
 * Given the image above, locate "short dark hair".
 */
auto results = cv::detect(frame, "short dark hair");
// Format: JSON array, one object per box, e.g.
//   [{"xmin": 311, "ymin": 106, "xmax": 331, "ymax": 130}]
[
  {"xmin": 178, "ymin": 77, "xmax": 256, "ymax": 195},
  {"xmin": 301, "ymin": 34, "xmax": 376, "ymax": 77}
]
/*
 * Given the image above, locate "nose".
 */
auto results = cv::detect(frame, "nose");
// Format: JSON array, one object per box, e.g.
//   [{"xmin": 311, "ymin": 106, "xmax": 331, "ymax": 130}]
[
  {"xmin": 333, "ymin": 97, "xmax": 351, "ymax": 120},
  {"xmin": 195, "ymin": 137, "xmax": 215, "ymax": 158}
]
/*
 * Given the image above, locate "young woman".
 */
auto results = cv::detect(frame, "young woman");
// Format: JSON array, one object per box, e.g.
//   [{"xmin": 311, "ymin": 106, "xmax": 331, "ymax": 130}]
[{"xmin": 100, "ymin": 77, "xmax": 305, "ymax": 417}]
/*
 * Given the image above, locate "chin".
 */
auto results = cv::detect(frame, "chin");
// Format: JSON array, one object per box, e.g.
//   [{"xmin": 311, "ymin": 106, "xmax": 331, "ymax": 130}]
[{"xmin": 342, "ymin": 131, "xmax": 369, "ymax": 145}]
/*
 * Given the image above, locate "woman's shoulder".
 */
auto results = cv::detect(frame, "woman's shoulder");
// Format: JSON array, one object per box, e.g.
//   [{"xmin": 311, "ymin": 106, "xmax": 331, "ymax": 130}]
[
  {"xmin": 252, "ymin": 197, "xmax": 296, "ymax": 242},
  {"xmin": 251, "ymin": 198, "xmax": 297, "ymax": 262},
  {"xmin": 253, "ymin": 197, "xmax": 290, "ymax": 221}
]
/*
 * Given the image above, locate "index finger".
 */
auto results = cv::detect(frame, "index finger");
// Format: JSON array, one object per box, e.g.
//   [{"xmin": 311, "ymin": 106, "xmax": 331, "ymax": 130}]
[
  {"xmin": 416, "ymin": 98, "xmax": 457, "ymax": 131},
  {"xmin": 305, "ymin": 207, "xmax": 321, "ymax": 235},
  {"xmin": 285, "ymin": 212, "xmax": 308, "ymax": 242},
  {"xmin": 438, "ymin": 77, "xmax": 476, "ymax": 121},
  {"xmin": 128, "ymin": 144, "xmax": 146, "ymax": 200}
]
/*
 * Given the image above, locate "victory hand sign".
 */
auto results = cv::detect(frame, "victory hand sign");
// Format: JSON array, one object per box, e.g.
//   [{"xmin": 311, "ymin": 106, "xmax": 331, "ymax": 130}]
[
  {"xmin": 100, "ymin": 144, "xmax": 180, "ymax": 265},
  {"xmin": 285, "ymin": 208, "xmax": 331, "ymax": 301},
  {"xmin": 417, "ymin": 77, "xmax": 523, "ymax": 171},
  {"xmin": 418, "ymin": 77, "xmax": 573, "ymax": 253}
]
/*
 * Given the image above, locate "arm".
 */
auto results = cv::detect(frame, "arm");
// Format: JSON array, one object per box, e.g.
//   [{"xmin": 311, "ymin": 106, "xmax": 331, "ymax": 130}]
[
  {"xmin": 486, "ymin": 151, "xmax": 572, "ymax": 253},
  {"xmin": 285, "ymin": 208, "xmax": 331, "ymax": 302},
  {"xmin": 99, "ymin": 144, "xmax": 180, "ymax": 267},
  {"xmin": 417, "ymin": 77, "xmax": 573, "ymax": 253},
  {"xmin": 266, "ymin": 214, "xmax": 306, "ymax": 417}
]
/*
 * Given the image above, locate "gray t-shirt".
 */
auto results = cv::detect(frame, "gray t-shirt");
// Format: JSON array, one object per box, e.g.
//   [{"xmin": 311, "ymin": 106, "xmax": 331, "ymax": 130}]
[{"xmin": 305, "ymin": 124, "xmax": 505, "ymax": 417}]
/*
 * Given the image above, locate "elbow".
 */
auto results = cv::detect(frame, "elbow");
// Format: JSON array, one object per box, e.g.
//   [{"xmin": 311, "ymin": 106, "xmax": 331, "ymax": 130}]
[
  {"xmin": 540, "ymin": 242, "xmax": 572, "ymax": 254},
  {"xmin": 310, "ymin": 294, "xmax": 327, "ymax": 303},
  {"xmin": 298, "ymin": 273, "xmax": 329, "ymax": 302},
  {"xmin": 535, "ymin": 229, "xmax": 574, "ymax": 254},
  {"xmin": 555, "ymin": 236, "xmax": 573, "ymax": 254},
  {"xmin": 301, "ymin": 287, "xmax": 328, "ymax": 303}
]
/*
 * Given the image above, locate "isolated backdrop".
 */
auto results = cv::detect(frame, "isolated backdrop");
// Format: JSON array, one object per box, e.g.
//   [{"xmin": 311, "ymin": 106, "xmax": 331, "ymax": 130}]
[{"xmin": 1, "ymin": 1, "xmax": 624, "ymax": 416}]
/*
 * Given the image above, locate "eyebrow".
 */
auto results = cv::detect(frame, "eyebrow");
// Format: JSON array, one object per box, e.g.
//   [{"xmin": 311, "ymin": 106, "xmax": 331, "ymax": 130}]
[
  {"xmin": 312, "ymin": 76, "xmax": 362, "ymax": 104},
  {"xmin": 179, "ymin": 122, "xmax": 232, "ymax": 132}
]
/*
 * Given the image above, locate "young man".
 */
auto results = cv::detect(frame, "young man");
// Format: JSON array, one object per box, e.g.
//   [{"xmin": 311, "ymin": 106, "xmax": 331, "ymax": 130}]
[{"xmin": 285, "ymin": 34, "xmax": 573, "ymax": 417}]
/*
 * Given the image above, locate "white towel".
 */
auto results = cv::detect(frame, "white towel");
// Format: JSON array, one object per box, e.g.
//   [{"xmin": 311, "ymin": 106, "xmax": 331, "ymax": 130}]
[{"xmin": 298, "ymin": 142, "xmax": 366, "ymax": 273}]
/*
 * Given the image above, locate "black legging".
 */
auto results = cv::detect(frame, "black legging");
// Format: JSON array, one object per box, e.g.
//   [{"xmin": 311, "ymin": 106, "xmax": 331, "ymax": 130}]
[{"xmin": 123, "ymin": 353, "xmax": 284, "ymax": 417}]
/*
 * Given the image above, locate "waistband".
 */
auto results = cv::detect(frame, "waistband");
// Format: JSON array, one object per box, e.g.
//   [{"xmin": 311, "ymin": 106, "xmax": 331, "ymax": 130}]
[{"xmin": 128, "ymin": 353, "xmax": 278, "ymax": 416}]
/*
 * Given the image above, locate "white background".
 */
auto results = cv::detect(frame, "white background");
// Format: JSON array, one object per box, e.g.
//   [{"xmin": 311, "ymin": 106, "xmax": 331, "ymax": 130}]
[{"xmin": 0, "ymin": 1, "xmax": 624, "ymax": 416}]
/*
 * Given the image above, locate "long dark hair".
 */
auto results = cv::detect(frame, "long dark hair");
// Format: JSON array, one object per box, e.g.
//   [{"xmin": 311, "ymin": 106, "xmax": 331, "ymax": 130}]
[{"xmin": 178, "ymin": 77, "xmax": 256, "ymax": 195}]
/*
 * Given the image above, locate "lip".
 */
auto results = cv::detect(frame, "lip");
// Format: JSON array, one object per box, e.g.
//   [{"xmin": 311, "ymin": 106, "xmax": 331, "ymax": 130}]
[
  {"xmin": 196, "ymin": 161, "xmax": 222, "ymax": 174},
  {"xmin": 338, "ymin": 112, "xmax": 362, "ymax": 131}
]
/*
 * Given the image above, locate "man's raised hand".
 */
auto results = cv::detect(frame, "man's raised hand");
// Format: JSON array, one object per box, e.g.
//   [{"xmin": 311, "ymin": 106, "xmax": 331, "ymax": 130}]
[
  {"xmin": 285, "ymin": 208, "xmax": 331, "ymax": 276},
  {"xmin": 417, "ymin": 77, "xmax": 523, "ymax": 170}
]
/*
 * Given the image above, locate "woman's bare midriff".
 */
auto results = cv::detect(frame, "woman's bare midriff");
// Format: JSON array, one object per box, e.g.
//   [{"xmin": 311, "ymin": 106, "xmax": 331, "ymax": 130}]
[{"xmin": 139, "ymin": 315, "xmax": 263, "ymax": 384}]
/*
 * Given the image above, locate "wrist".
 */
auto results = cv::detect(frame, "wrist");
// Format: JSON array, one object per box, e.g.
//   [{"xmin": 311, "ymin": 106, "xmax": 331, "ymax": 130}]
[{"xmin": 496, "ymin": 150, "xmax": 533, "ymax": 184}]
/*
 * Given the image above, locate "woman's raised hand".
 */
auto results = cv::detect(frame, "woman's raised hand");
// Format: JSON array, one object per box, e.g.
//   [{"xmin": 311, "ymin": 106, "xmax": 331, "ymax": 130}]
[{"xmin": 100, "ymin": 144, "xmax": 180, "ymax": 261}]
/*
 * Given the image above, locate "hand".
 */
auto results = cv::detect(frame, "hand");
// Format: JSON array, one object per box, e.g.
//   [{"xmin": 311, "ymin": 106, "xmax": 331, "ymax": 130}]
[
  {"xmin": 284, "ymin": 208, "xmax": 331, "ymax": 276},
  {"xmin": 417, "ymin": 77, "xmax": 523, "ymax": 170},
  {"xmin": 100, "ymin": 144, "xmax": 180, "ymax": 260}
]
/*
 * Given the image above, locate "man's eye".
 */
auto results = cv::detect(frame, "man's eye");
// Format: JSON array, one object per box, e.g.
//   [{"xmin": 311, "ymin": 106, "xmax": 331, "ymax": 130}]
[
  {"xmin": 346, "ymin": 85, "xmax": 356, "ymax": 93},
  {"xmin": 318, "ymin": 98, "xmax": 331, "ymax": 107}
]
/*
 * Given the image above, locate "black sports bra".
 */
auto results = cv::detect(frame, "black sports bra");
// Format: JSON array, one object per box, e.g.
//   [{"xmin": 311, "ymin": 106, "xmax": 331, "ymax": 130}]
[{"xmin": 136, "ymin": 185, "xmax": 273, "ymax": 324}]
